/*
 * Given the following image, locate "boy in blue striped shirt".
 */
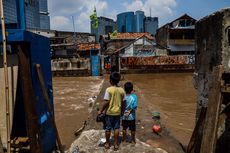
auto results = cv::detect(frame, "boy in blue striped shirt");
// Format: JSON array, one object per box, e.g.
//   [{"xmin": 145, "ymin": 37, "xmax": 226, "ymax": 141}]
[{"xmin": 122, "ymin": 82, "xmax": 138, "ymax": 144}]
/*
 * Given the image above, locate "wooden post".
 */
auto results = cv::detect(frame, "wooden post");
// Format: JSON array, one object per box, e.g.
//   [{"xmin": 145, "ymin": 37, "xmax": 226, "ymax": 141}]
[
  {"xmin": 186, "ymin": 107, "xmax": 207, "ymax": 153},
  {"xmin": 35, "ymin": 64, "xmax": 64, "ymax": 153},
  {"xmin": 17, "ymin": 45, "xmax": 42, "ymax": 153},
  {"xmin": 0, "ymin": 0, "xmax": 11, "ymax": 152},
  {"xmin": 200, "ymin": 65, "xmax": 224, "ymax": 153},
  {"xmin": 0, "ymin": 136, "xmax": 4, "ymax": 153}
]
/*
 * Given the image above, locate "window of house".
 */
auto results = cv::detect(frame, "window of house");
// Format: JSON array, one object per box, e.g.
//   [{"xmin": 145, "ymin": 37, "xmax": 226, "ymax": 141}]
[
  {"xmin": 179, "ymin": 20, "xmax": 186, "ymax": 27},
  {"xmin": 186, "ymin": 20, "xmax": 192, "ymax": 26}
]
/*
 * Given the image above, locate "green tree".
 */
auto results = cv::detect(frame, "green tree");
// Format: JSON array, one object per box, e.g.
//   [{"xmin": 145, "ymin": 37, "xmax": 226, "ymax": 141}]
[{"xmin": 90, "ymin": 7, "xmax": 99, "ymax": 29}]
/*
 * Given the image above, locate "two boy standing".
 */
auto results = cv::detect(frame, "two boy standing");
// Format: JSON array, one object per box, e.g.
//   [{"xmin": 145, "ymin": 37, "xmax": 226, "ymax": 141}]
[{"xmin": 98, "ymin": 72, "xmax": 138, "ymax": 151}]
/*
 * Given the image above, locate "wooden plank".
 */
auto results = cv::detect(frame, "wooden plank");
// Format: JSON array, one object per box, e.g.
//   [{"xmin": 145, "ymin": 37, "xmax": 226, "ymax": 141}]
[
  {"xmin": 0, "ymin": 55, "xmax": 18, "ymax": 149},
  {"xmin": 186, "ymin": 107, "xmax": 207, "ymax": 153},
  {"xmin": 200, "ymin": 65, "xmax": 224, "ymax": 153},
  {"xmin": 0, "ymin": 136, "xmax": 4, "ymax": 153},
  {"xmin": 35, "ymin": 64, "xmax": 64, "ymax": 153},
  {"xmin": 17, "ymin": 45, "xmax": 42, "ymax": 153}
]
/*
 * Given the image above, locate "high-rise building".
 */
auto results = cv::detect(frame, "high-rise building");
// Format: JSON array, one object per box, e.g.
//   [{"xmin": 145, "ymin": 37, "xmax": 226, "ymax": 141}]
[
  {"xmin": 1, "ymin": 0, "xmax": 18, "ymax": 28},
  {"xmin": 117, "ymin": 12, "xmax": 135, "ymax": 32},
  {"xmin": 39, "ymin": 0, "xmax": 50, "ymax": 30},
  {"xmin": 91, "ymin": 16, "xmax": 116, "ymax": 42},
  {"xmin": 144, "ymin": 17, "xmax": 158, "ymax": 35},
  {"xmin": 25, "ymin": 0, "xmax": 40, "ymax": 29},
  {"xmin": 0, "ymin": 0, "xmax": 50, "ymax": 29},
  {"xmin": 135, "ymin": 11, "xmax": 145, "ymax": 32},
  {"xmin": 117, "ymin": 11, "xmax": 158, "ymax": 35}
]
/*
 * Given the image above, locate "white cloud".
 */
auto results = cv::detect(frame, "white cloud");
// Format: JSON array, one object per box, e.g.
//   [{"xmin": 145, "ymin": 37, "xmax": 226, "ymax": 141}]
[
  {"xmin": 123, "ymin": 0, "xmax": 144, "ymax": 11},
  {"xmin": 49, "ymin": 0, "xmax": 108, "ymax": 32},
  {"xmin": 48, "ymin": 0, "xmax": 177, "ymax": 32},
  {"xmin": 50, "ymin": 16, "xmax": 72, "ymax": 31},
  {"xmin": 123, "ymin": 0, "xmax": 177, "ymax": 17}
]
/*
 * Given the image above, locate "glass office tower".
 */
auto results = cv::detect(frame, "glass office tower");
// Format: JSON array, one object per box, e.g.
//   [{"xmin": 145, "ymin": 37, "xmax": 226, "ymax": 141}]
[
  {"xmin": 0, "ymin": 0, "xmax": 50, "ymax": 29},
  {"xmin": 117, "ymin": 12, "xmax": 135, "ymax": 32},
  {"xmin": 39, "ymin": 0, "xmax": 50, "ymax": 30},
  {"xmin": 135, "ymin": 11, "xmax": 145, "ymax": 32},
  {"xmin": 144, "ymin": 17, "xmax": 158, "ymax": 35}
]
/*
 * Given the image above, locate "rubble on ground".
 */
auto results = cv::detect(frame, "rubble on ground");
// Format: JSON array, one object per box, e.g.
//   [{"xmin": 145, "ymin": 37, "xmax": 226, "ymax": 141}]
[{"xmin": 67, "ymin": 129, "xmax": 168, "ymax": 153}]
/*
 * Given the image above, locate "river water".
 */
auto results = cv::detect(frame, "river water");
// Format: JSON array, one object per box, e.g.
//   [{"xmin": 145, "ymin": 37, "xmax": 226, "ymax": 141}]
[
  {"xmin": 53, "ymin": 73, "xmax": 196, "ymax": 149},
  {"xmin": 124, "ymin": 73, "xmax": 196, "ymax": 145},
  {"xmin": 53, "ymin": 77, "xmax": 103, "ymax": 149}
]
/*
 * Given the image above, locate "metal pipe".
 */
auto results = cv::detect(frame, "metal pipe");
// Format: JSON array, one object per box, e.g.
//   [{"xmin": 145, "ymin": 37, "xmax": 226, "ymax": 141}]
[{"xmin": 0, "ymin": 0, "xmax": 11, "ymax": 152}]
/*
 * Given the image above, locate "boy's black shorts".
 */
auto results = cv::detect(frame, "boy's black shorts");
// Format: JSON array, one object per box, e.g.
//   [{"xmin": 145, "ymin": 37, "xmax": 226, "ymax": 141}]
[{"xmin": 122, "ymin": 120, "xmax": 136, "ymax": 131}]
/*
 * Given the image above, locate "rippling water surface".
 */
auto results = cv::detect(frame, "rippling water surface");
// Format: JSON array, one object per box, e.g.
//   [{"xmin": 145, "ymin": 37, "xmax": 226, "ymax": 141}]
[{"xmin": 124, "ymin": 73, "xmax": 196, "ymax": 145}]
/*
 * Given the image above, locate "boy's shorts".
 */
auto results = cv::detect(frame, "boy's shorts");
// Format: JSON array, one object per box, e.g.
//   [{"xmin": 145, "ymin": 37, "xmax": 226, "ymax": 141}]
[
  {"xmin": 104, "ymin": 115, "xmax": 120, "ymax": 132},
  {"xmin": 122, "ymin": 120, "xmax": 136, "ymax": 131}
]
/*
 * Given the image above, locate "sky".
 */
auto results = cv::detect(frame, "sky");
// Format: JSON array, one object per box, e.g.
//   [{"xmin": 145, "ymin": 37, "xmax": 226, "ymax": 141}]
[{"xmin": 48, "ymin": 0, "xmax": 230, "ymax": 32}]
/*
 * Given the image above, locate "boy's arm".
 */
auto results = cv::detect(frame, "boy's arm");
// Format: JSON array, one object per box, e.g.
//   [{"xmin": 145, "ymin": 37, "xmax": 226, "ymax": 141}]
[
  {"xmin": 98, "ymin": 89, "xmax": 110, "ymax": 114},
  {"xmin": 121, "ymin": 100, "xmax": 126, "ymax": 116},
  {"xmin": 98, "ymin": 100, "xmax": 109, "ymax": 114},
  {"xmin": 126, "ymin": 96, "xmax": 137, "ymax": 114}
]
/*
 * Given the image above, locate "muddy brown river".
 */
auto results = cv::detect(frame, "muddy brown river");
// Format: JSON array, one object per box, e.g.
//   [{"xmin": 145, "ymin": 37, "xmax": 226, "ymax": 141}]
[
  {"xmin": 53, "ymin": 77, "xmax": 103, "ymax": 149},
  {"xmin": 123, "ymin": 73, "xmax": 196, "ymax": 146},
  {"xmin": 53, "ymin": 73, "xmax": 196, "ymax": 149}
]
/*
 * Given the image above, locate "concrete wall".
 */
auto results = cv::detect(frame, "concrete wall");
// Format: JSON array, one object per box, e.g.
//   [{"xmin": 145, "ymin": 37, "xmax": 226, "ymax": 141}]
[
  {"xmin": 194, "ymin": 8, "xmax": 230, "ymax": 152},
  {"xmin": 51, "ymin": 58, "xmax": 90, "ymax": 71},
  {"xmin": 195, "ymin": 8, "xmax": 230, "ymax": 116},
  {"xmin": 121, "ymin": 55, "xmax": 195, "ymax": 69}
]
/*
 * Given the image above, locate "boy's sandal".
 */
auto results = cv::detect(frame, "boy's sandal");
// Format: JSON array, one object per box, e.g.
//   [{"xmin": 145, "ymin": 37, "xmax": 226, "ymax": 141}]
[{"xmin": 104, "ymin": 143, "xmax": 110, "ymax": 149}]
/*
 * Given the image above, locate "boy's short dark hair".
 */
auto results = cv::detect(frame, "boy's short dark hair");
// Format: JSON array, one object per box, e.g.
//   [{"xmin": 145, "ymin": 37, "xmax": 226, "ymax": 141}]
[
  {"xmin": 110, "ymin": 72, "xmax": 121, "ymax": 85},
  {"xmin": 124, "ymin": 82, "xmax": 133, "ymax": 94}
]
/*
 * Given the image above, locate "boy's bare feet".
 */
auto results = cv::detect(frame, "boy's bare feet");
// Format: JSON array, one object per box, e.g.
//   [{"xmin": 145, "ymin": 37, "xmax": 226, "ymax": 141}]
[
  {"xmin": 114, "ymin": 144, "xmax": 119, "ymax": 151},
  {"xmin": 131, "ymin": 140, "xmax": 136, "ymax": 144},
  {"xmin": 104, "ymin": 142, "xmax": 110, "ymax": 149}
]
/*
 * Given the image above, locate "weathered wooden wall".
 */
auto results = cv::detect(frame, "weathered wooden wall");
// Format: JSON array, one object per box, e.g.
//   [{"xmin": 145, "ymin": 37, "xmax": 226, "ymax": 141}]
[
  {"xmin": 193, "ymin": 8, "xmax": 230, "ymax": 153},
  {"xmin": 0, "ymin": 54, "xmax": 18, "ymax": 148},
  {"xmin": 195, "ymin": 8, "xmax": 230, "ymax": 117}
]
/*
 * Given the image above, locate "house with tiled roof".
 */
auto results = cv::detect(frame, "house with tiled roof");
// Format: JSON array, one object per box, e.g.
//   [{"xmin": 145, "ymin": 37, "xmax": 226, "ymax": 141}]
[
  {"xmin": 99, "ymin": 32, "xmax": 155, "ymax": 56},
  {"xmin": 100, "ymin": 32, "xmax": 168, "ymax": 72},
  {"xmin": 156, "ymin": 14, "xmax": 196, "ymax": 55}
]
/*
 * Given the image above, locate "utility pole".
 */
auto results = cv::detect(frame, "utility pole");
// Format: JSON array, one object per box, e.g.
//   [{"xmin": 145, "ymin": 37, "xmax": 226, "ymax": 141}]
[
  {"xmin": 0, "ymin": 0, "xmax": 11, "ymax": 153},
  {"xmin": 72, "ymin": 16, "xmax": 76, "ymax": 44},
  {"xmin": 150, "ymin": 8, "xmax": 152, "ymax": 17}
]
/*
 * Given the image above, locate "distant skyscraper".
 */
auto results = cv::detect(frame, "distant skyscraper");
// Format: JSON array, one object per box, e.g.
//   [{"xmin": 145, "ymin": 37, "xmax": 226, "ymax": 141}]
[
  {"xmin": 25, "ymin": 0, "xmax": 40, "ymax": 29},
  {"xmin": 118, "ymin": 11, "xmax": 145, "ymax": 33},
  {"xmin": 117, "ymin": 12, "xmax": 135, "ymax": 32},
  {"xmin": 39, "ymin": 0, "xmax": 50, "ymax": 30},
  {"xmin": 0, "ymin": 0, "xmax": 49, "ymax": 29},
  {"xmin": 144, "ymin": 17, "xmax": 158, "ymax": 35},
  {"xmin": 1, "ymin": 0, "xmax": 17, "ymax": 27},
  {"xmin": 91, "ymin": 16, "xmax": 116, "ymax": 42},
  {"xmin": 135, "ymin": 11, "xmax": 145, "ymax": 32}
]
